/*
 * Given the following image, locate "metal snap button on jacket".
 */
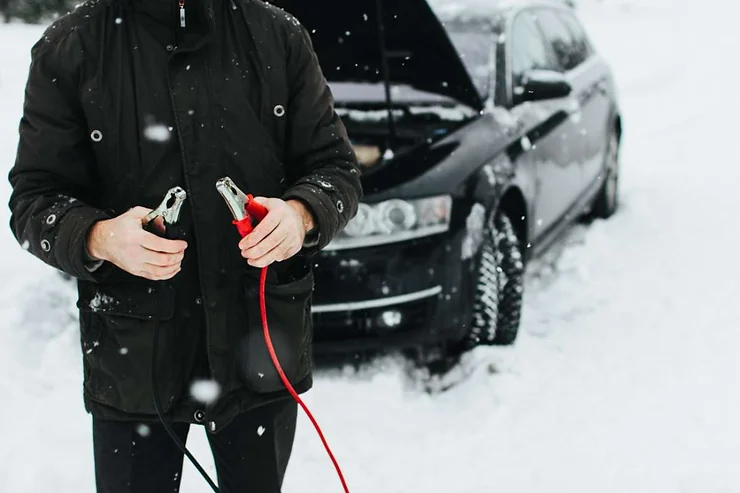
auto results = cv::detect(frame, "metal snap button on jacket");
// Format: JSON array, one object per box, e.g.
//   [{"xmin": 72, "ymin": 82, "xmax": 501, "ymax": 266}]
[
  {"xmin": 90, "ymin": 129, "xmax": 103, "ymax": 142},
  {"xmin": 194, "ymin": 410, "xmax": 205, "ymax": 422},
  {"xmin": 273, "ymin": 104, "xmax": 285, "ymax": 117},
  {"xmin": 40, "ymin": 239, "xmax": 51, "ymax": 252},
  {"xmin": 46, "ymin": 214, "xmax": 56, "ymax": 225}
]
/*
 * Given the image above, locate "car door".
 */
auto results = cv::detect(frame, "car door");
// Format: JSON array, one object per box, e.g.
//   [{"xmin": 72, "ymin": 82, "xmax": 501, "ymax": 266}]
[
  {"xmin": 535, "ymin": 8, "xmax": 608, "ymax": 192},
  {"xmin": 508, "ymin": 10, "xmax": 582, "ymax": 236},
  {"xmin": 559, "ymin": 9, "xmax": 613, "ymax": 188}
]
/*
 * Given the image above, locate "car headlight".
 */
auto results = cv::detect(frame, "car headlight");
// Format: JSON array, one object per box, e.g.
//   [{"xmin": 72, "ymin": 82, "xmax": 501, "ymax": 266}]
[{"xmin": 326, "ymin": 195, "xmax": 452, "ymax": 250}]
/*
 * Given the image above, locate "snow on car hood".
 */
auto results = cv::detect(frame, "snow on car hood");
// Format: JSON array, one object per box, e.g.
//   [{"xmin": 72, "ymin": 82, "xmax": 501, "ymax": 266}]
[{"xmin": 270, "ymin": 0, "xmax": 484, "ymax": 110}]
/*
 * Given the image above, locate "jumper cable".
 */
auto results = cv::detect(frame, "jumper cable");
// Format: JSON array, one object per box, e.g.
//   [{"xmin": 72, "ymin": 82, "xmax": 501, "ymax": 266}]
[{"xmin": 216, "ymin": 176, "xmax": 350, "ymax": 493}]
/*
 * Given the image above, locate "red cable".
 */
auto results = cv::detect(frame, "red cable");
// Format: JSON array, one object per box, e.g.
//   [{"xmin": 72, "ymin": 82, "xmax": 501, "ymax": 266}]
[{"xmin": 259, "ymin": 266, "xmax": 351, "ymax": 493}]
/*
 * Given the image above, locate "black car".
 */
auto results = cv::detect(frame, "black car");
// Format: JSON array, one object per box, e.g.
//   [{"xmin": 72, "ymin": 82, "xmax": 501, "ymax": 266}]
[{"xmin": 275, "ymin": 0, "xmax": 622, "ymax": 357}]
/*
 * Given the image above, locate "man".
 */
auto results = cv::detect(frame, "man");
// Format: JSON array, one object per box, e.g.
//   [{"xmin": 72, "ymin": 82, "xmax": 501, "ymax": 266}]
[{"xmin": 7, "ymin": 0, "xmax": 362, "ymax": 491}]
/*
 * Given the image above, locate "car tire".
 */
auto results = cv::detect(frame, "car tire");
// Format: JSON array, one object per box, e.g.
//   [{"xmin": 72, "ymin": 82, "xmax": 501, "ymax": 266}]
[
  {"xmin": 464, "ymin": 211, "xmax": 525, "ymax": 348},
  {"xmin": 591, "ymin": 131, "xmax": 620, "ymax": 219},
  {"xmin": 491, "ymin": 212, "xmax": 525, "ymax": 345}
]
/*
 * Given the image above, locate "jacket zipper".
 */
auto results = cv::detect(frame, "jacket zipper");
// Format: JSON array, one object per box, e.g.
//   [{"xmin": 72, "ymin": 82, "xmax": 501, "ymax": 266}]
[
  {"xmin": 179, "ymin": 0, "xmax": 186, "ymax": 28},
  {"xmin": 164, "ymin": 63, "xmax": 216, "ymax": 387}
]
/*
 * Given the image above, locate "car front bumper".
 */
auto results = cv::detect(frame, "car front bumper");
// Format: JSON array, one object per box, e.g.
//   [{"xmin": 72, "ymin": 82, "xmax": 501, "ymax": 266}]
[{"xmin": 310, "ymin": 228, "xmax": 477, "ymax": 354}]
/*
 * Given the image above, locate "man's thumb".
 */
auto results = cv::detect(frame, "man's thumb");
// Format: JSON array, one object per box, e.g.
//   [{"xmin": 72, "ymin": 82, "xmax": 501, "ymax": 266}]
[{"xmin": 128, "ymin": 206, "xmax": 154, "ymax": 219}]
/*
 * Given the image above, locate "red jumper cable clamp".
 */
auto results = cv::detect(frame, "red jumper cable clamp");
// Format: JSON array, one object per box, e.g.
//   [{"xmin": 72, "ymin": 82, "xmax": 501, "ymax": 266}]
[
  {"xmin": 216, "ymin": 176, "xmax": 350, "ymax": 493},
  {"xmin": 215, "ymin": 177, "xmax": 268, "ymax": 236}
]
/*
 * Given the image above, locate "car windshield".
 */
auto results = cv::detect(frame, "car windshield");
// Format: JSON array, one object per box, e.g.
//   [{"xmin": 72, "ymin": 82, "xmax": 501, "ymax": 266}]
[{"xmin": 447, "ymin": 29, "xmax": 493, "ymax": 97}]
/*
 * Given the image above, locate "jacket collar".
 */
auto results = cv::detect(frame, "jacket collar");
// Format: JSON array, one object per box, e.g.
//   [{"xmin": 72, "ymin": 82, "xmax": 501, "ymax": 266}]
[{"xmin": 126, "ymin": 0, "xmax": 216, "ymax": 49}]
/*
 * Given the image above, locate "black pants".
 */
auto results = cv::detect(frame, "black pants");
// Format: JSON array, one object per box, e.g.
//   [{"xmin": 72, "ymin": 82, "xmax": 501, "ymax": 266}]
[{"xmin": 92, "ymin": 399, "xmax": 298, "ymax": 493}]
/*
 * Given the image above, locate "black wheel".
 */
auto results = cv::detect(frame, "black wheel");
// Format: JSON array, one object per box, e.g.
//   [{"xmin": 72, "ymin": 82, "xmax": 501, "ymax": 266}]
[
  {"xmin": 463, "ymin": 211, "xmax": 525, "ymax": 348},
  {"xmin": 591, "ymin": 131, "xmax": 620, "ymax": 219}
]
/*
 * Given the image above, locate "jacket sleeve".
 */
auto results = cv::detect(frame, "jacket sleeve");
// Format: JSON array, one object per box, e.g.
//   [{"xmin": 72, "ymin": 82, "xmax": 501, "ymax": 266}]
[
  {"xmin": 7, "ymin": 34, "xmax": 112, "ymax": 281},
  {"xmin": 280, "ymin": 22, "xmax": 363, "ymax": 254}
]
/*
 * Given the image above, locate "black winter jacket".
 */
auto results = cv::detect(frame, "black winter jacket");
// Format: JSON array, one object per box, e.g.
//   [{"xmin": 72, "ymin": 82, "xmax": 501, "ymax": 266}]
[{"xmin": 8, "ymin": 0, "xmax": 361, "ymax": 432}]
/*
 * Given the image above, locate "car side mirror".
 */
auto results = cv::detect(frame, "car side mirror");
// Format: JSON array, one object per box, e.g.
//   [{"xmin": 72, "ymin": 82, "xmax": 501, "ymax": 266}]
[{"xmin": 517, "ymin": 70, "xmax": 572, "ymax": 102}]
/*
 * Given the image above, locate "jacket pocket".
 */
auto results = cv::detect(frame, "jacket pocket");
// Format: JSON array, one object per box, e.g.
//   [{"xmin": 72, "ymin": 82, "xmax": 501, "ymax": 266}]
[
  {"xmin": 238, "ymin": 266, "xmax": 314, "ymax": 394},
  {"xmin": 77, "ymin": 282, "xmax": 180, "ymax": 415}
]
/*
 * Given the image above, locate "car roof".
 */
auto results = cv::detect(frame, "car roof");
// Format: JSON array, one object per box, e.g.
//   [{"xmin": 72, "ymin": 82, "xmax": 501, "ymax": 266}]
[{"xmin": 428, "ymin": 0, "xmax": 573, "ymax": 23}]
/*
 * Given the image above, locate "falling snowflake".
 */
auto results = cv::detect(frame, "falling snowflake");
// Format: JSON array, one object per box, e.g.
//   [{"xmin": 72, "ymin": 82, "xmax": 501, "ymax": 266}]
[
  {"xmin": 136, "ymin": 424, "xmax": 151, "ymax": 437},
  {"xmin": 190, "ymin": 379, "xmax": 221, "ymax": 405},
  {"xmin": 143, "ymin": 123, "xmax": 171, "ymax": 143}
]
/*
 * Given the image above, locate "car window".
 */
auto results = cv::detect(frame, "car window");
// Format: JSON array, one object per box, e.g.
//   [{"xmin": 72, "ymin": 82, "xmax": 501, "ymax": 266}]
[
  {"xmin": 448, "ymin": 30, "xmax": 494, "ymax": 97},
  {"xmin": 558, "ymin": 11, "xmax": 593, "ymax": 62},
  {"xmin": 510, "ymin": 12, "xmax": 558, "ymax": 89},
  {"xmin": 534, "ymin": 9, "xmax": 586, "ymax": 71}
]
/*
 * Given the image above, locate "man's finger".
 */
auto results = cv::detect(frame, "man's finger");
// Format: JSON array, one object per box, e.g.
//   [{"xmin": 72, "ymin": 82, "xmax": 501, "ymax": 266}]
[
  {"xmin": 274, "ymin": 242, "xmax": 298, "ymax": 262},
  {"xmin": 245, "ymin": 235, "xmax": 291, "ymax": 267},
  {"xmin": 157, "ymin": 264, "xmax": 182, "ymax": 280},
  {"xmin": 246, "ymin": 235, "xmax": 302, "ymax": 267},
  {"xmin": 139, "ymin": 230, "xmax": 188, "ymax": 253},
  {"xmin": 239, "ymin": 209, "xmax": 282, "ymax": 250},
  {"xmin": 143, "ymin": 263, "xmax": 181, "ymax": 281},
  {"xmin": 142, "ymin": 249, "xmax": 183, "ymax": 267},
  {"xmin": 241, "ymin": 224, "xmax": 288, "ymax": 259}
]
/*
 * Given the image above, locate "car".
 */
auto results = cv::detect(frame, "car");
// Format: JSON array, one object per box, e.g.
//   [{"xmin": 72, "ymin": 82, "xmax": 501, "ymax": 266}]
[{"xmin": 284, "ymin": 0, "xmax": 621, "ymax": 359}]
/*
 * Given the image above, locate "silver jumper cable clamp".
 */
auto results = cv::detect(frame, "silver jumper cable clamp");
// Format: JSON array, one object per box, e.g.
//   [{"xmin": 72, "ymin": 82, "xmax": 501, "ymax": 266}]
[{"xmin": 142, "ymin": 186, "xmax": 188, "ymax": 240}]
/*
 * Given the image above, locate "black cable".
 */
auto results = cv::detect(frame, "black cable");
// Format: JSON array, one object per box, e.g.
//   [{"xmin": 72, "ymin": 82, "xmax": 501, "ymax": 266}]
[{"xmin": 151, "ymin": 308, "xmax": 220, "ymax": 493}]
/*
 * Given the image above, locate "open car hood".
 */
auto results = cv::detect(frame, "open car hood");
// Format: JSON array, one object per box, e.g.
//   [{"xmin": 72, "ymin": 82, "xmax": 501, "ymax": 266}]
[{"xmin": 270, "ymin": 0, "xmax": 484, "ymax": 110}]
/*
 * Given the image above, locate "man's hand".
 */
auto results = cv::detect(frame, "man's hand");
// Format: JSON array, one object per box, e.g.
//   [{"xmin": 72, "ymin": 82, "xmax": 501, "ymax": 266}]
[
  {"xmin": 239, "ymin": 198, "xmax": 315, "ymax": 268},
  {"xmin": 87, "ymin": 207, "xmax": 188, "ymax": 281}
]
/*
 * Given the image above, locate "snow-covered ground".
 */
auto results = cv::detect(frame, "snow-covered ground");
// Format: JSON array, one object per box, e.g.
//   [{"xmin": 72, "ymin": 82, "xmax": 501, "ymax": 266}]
[{"xmin": 1, "ymin": 1, "xmax": 739, "ymax": 491}]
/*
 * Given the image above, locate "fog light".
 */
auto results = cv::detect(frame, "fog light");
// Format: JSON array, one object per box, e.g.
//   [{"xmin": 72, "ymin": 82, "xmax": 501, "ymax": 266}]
[{"xmin": 379, "ymin": 310, "xmax": 403, "ymax": 328}]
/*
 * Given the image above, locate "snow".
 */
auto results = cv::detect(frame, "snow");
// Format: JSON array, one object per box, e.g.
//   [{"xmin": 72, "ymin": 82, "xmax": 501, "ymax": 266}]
[
  {"xmin": 190, "ymin": 379, "xmax": 222, "ymax": 405},
  {"xmin": 1, "ymin": 1, "xmax": 740, "ymax": 492},
  {"xmin": 136, "ymin": 424, "xmax": 151, "ymax": 437},
  {"xmin": 88, "ymin": 292, "xmax": 114, "ymax": 311},
  {"xmin": 143, "ymin": 122, "xmax": 171, "ymax": 143},
  {"xmin": 461, "ymin": 202, "xmax": 486, "ymax": 260}
]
